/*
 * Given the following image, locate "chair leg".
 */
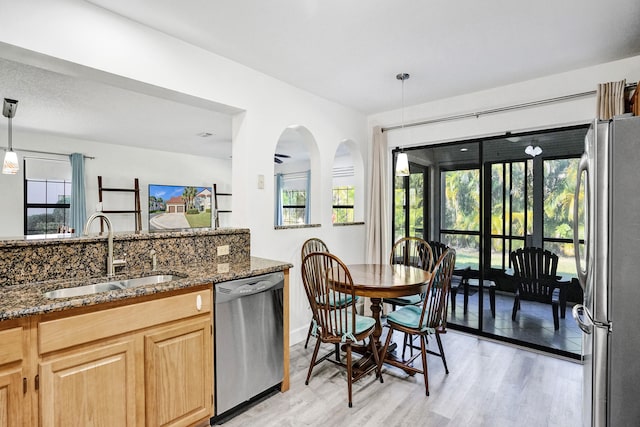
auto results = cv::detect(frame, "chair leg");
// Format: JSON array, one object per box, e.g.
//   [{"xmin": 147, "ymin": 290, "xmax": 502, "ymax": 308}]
[
  {"xmin": 435, "ymin": 332, "xmax": 449, "ymax": 375},
  {"xmin": 369, "ymin": 336, "xmax": 383, "ymax": 383},
  {"xmin": 450, "ymin": 288, "xmax": 457, "ymax": 312},
  {"xmin": 420, "ymin": 334, "xmax": 429, "ymax": 396},
  {"xmin": 402, "ymin": 333, "xmax": 415, "ymax": 360},
  {"xmin": 489, "ymin": 288, "xmax": 496, "ymax": 318},
  {"xmin": 402, "ymin": 333, "xmax": 408, "ymax": 359},
  {"xmin": 552, "ymin": 302, "xmax": 559, "ymax": 330},
  {"xmin": 512, "ymin": 295, "xmax": 520, "ymax": 321},
  {"xmin": 346, "ymin": 344, "xmax": 353, "ymax": 408},
  {"xmin": 463, "ymin": 282, "xmax": 469, "ymax": 314},
  {"xmin": 378, "ymin": 327, "xmax": 394, "ymax": 374},
  {"xmin": 305, "ymin": 338, "xmax": 322, "ymax": 385},
  {"xmin": 335, "ymin": 343, "xmax": 341, "ymax": 362},
  {"xmin": 304, "ymin": 320, "xmax": 314, "ymax": 349}
]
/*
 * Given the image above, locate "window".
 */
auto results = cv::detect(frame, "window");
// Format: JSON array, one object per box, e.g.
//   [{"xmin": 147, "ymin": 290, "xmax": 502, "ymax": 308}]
[
  {"xmin": 24, "ymin": 158, "xmax": 72, "ymax": 235},
  {"xmin": 542, "ymin": 158, "xmax": 581, "ymax": 277},
  {"xmin": 332, "ymin": 186, "xmax": 354, "ymax": 223},
  {"xmin": 281, "ymin": 189, "xmax": 307, "ymax": 225},
  {"xmin": 440, "ymin": 167, "xmax": 480, "ymax": 270},
  {"xmin": 393, "ymin": 159, "xmax": 427, "ymax": 241}
]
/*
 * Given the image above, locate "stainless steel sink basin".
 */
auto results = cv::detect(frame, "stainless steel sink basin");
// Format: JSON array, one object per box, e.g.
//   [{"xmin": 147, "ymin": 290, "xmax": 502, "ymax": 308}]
[
  {"xmin": 119, "ymin": 274, "xmax": 180, "ymax": 288},
  {"xmin": 43, "ymin": 274, "xmax": 183, "ymax": 299},
  {"xmin": 43, "ymin": 282, "xmax": 124, "ymax": 299}
]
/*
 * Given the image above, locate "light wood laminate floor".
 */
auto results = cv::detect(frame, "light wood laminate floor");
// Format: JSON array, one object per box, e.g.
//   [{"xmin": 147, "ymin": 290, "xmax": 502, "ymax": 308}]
[{"xmin": 217, "ymin": 330, "xmax": 583, "ymax": 426}]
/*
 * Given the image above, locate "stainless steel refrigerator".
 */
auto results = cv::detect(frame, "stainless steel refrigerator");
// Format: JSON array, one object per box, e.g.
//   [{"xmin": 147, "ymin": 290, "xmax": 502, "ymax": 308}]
[{"xmin": 572, "ymin": 115, "xmax": 640, "ymax": 427}]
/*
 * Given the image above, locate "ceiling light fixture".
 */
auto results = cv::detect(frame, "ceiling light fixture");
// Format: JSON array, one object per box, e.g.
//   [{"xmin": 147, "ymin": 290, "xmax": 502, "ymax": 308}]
[
  {"xmin": 395, "ymin": 72, "xmax": 410, "ymax": 177},
  {"xmin": 2, "ymin": 98, "xmax": 19, "ymax": 175},
  {"xmin": 525, "ymin": 145, "xmax": 542, "ymax": 157}
]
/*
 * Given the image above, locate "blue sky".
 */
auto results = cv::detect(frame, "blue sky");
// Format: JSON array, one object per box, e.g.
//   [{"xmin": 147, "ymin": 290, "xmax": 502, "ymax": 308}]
[{"xmin": 149, "ymin": 185, "xmax": 209, "ymax": 201}]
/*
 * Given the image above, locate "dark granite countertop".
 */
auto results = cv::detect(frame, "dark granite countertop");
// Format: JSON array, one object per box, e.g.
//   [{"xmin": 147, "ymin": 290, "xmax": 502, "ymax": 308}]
[{"xmin": 0, "ymin": 256, "xmax": 292, "ymax": 321}]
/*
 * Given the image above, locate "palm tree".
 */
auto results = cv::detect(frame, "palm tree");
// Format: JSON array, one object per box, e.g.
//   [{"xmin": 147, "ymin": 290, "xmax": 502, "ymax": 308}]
[{"xmin": 182, "ymin": 187, "xmax": 198, "ymax": 211}]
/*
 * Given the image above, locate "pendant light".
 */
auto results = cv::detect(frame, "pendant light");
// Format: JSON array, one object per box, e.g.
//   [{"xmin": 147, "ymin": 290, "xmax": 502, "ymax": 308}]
[
  {"xmin": 2, "ymin": 98, "xmax": 19, "ymax": 175},
  {"xmin": 395, "ymin": 73, "xmax": 410, "ymax": 177}
]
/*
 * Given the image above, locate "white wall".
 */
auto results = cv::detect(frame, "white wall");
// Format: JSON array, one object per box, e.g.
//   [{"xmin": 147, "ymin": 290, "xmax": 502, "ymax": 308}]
[
  {"xmin": 0, "ymin": 0, "xmax": 369, "ymax": 345},
  {"xmin": 370, "ymin": 55, "xmax": 640, "ymax": 149},
  {"xmin": 0, "ymin": 130, "xmax": 232, "ymax": 236}
]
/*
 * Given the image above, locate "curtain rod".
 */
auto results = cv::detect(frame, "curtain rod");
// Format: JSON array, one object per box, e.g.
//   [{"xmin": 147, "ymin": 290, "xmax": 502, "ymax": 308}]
[
  {"xmin": 381, "ymin": 82, "xmax": 638, "ymax": 133},
  {"xmin": 0, "ymin": 146, "xmax": 94, "ymax": 160}
]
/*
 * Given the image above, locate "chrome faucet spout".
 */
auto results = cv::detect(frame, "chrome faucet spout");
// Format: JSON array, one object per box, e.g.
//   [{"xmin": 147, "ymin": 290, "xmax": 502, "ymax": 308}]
[{"xmin": 84, "ymin": 212, "xmax": 115, "ymax": 277}]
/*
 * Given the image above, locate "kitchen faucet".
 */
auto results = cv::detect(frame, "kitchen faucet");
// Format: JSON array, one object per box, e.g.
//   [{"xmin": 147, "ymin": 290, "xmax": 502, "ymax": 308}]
[{"xmin": 84, "ymin": 212, "xmax": 126, "ymax": 277}]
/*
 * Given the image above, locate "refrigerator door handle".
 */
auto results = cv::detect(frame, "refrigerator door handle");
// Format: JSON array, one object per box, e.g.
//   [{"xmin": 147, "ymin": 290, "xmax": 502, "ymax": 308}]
[
  {"xmin": 573, "ymin": 153, "xmax": 590, "ymax": 290},
  {"xmin": 572, "ymin": 304, "xmax": 593, "ymax": 334}
]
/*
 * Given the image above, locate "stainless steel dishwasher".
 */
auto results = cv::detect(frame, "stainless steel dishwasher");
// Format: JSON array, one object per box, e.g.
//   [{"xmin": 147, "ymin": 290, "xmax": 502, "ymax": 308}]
[{"xmin": 214, "ymin": 271, "xmax": 284, "ymax": 418}]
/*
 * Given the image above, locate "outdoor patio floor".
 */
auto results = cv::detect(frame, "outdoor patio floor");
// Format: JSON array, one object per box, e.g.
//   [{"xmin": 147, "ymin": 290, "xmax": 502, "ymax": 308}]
[{"xmin": 447, "ymin": 289, "xmax": 583, "ymax": 356}]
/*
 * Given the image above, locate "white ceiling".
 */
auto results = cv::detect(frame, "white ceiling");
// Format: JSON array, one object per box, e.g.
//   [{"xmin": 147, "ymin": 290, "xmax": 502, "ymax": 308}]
[
  {"xmin": 0, "ymin": 57, "xmax": 236, "ymax": 159},
  {"xmin": 88, "ymin": 0, "xmax": 640, "ymax": 113},
  {"xmin": 2, "ymin": 0, "xmax": 640, "ymax": 159}
]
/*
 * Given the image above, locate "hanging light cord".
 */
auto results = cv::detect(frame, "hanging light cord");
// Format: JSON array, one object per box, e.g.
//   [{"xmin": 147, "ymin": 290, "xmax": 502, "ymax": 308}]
[{"xmin": 7, "ymin": 115, "xmax": 12, "ymax": 152}]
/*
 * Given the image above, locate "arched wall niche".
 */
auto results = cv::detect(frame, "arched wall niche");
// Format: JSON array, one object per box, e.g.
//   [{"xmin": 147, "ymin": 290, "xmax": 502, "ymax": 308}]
[{"xmin": 273, "ymin": 125, "xmax": 320, "ymax": 226}]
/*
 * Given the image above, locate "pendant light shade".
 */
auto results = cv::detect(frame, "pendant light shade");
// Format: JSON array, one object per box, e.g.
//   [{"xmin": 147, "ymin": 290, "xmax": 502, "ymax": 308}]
[
  {"xmin": 2, "ymin": 150, "xmax": 18, "ymax": 174},
  {"xmin": 395, "ymin": 73, "xmax": 410, "ymax": 177},
  {"xmin": 395, "ymin": 151, "xmax": 409, "ymax": 176},
  {"xmin": 2, "ymin": 98, "xmax": 19, "ymax": 175}
]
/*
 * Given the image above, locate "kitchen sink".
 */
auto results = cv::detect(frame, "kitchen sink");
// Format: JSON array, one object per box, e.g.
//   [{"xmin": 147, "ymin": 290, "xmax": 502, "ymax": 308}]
[
  {"xmin": 43, "ymin": 274, "xmax": 183, "ymax": 299},
  {"xmin": 43, "ymin": 282, "xmax": 124, "ymax": 299},
  {"xmin": 119, "ymin": 274, "xmax": 180, "ymax": 288}
]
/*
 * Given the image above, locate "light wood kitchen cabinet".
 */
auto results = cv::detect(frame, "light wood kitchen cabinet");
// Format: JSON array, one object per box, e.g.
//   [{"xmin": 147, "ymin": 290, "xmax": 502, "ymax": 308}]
[
  {"xmin": 0, "ymin": 323, "xmax": 27, "ymax": 427},
  {"xmin": 145, "ymin": 317, "xmax": 212, "ymax": 427},
  {"xmin": 36, "ymin": 287, "xmax": 213, "ymax": 427},
  {"xmin": 39, "ymin": 338, "xmax": 137, "ymax": 426}
]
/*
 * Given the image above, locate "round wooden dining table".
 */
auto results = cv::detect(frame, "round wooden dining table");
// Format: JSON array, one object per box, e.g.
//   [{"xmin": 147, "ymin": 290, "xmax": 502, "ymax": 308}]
[{"xmin": 332, "ymin": 263, "xmax": 431, "ymax": 347}]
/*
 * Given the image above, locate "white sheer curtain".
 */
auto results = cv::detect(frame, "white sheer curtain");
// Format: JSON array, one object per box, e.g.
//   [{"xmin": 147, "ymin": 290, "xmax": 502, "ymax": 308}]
[
  {"xmin": 365, "ymin": 126, "xmax": 389, "ymax": 265},
  {"xmin": 596, "ymin": 79, "xmax": 626, "ymax": 120}
]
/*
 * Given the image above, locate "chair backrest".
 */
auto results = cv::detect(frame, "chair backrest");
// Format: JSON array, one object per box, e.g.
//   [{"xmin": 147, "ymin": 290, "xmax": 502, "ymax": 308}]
[
  {"xmin": 427, "ymin": 241, "xmax": 449, "ymax": 270},
  {"xmin": 301, "ymin": 238, "xmax": 330, "ymax": 261},
  {"xmin": 419, "ymin": 249, "xmax": 456, "ymax": 331},
  {"xmin": 389, "ymin": 236, "xmax": 434, "ymax": 272},
  {"xmin": 301, "ymin": 252, "xmax": 357, "ymax": 343},
  {"xmin": 510, "ymin": 247, "xmax": 559, "ymax": 302}
]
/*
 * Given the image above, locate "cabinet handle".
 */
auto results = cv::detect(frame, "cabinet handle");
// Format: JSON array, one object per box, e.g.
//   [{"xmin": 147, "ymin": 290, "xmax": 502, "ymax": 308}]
[
  {"xmin": 35, "ymin": 374, "xmax": 39, "ymax": 391},
  {"xmin": 196, "ymin": 294, "xmax": 202, "ymax": 311},
  {"xmin": 23, "ymin": 377, "xmax": 27, "ymax": 394}
]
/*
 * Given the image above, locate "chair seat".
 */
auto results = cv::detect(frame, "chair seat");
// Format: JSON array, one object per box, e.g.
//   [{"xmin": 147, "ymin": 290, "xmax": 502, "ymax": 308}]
[
  {"xmin": 316, "ymin": 290, "xmax": 358, "ymax": 307},
  {"xmin": 386, "ymin": 305, "xmax": 434, "ymax": 333},
  {"xmin": 384, "ymin": 294, "xmax": 423, "ymax": 307},
  {"xmin": 346, "ymin": 313, "xmax": 376, "ymax": 336}
]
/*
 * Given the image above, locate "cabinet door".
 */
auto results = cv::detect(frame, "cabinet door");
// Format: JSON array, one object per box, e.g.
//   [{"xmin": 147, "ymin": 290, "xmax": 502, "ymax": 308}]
[
  {"xmin": 0, "ymin": 325, "xmax": 26, "ymax": 427},
  {"xmin": 0, "ymin": 366, "xmax": 23, "ymax": 427},
  {"xmin": 144, "ymin": 316, "xmax": 212, "ymax": 427},
  {"xmin": 39, "ymin": 339, "xmax": 137, "ymax": 427}
]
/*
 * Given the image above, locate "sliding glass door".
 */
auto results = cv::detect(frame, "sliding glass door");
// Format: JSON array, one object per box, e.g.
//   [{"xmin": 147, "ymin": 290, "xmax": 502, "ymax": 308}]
[{"xmin": 393, "ymin": 125, "xmax": 587, "ymax": 358}]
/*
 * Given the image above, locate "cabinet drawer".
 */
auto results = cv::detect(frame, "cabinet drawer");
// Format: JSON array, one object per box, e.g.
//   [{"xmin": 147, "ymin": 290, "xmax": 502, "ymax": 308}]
[
  {"xmin": 0, "ymin": 327, "xmax": 23, "ymax": 365},
  {"xmin": 39, "ymin": 288, "xmax": 212, "ymax": 354}
]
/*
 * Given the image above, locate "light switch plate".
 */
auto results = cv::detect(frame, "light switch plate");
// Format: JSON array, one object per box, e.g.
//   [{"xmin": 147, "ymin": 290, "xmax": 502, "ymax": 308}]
[
  {"xmin": 217, "ymin": 245, "xmax": 230, "ymax": 256},
  {"xmin": 257, "ymin": 174, "xmax": 264, "ymax": 189},
  {"xmin": 217, "ymin": 263, "xmax": 230, "ymax": 273}
]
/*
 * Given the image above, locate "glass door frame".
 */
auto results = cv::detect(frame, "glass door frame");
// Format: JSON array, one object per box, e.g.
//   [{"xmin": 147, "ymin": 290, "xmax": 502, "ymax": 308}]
[{"xmin": 392, "ymin": 150, "xmax": 428, "ymax": 242}]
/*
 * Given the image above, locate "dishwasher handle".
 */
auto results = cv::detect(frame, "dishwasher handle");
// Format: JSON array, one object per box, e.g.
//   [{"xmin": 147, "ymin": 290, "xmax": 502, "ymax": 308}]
[
  {"xmin": 233, "ymin": 280, "xmax": 278, "ymax": 295},
  {"xmin": 215, "ymin": 274, "xmax": 284, "ymax": 304}
]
